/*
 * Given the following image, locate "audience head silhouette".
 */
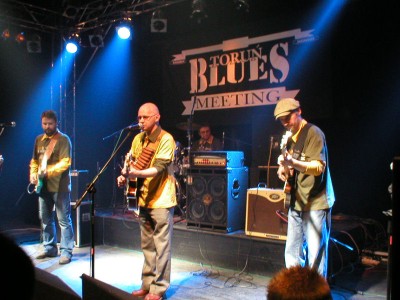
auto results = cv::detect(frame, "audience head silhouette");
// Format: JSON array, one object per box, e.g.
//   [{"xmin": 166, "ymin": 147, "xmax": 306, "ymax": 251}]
[{"xmin": 267, "ymin": 265, "xmax": 332, "ymax": 300}]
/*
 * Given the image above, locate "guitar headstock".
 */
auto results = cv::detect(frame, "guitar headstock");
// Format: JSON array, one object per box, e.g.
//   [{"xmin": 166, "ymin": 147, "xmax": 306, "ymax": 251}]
[{"xmin": 280, "ymin": 131, "xmax": 293, "ymax": 151}]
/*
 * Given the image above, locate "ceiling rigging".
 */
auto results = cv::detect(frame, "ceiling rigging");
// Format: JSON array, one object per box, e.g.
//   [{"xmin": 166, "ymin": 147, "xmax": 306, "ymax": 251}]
[{"xmin": 0, "ymin": 0, "xmax": 188, "ymax": 35}]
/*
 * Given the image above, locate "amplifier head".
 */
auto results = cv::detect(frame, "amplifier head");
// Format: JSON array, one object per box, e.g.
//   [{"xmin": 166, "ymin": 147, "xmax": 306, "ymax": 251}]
[{"xmin": 190, "ymin": 151, "xmax": 244, "ymax": 168}]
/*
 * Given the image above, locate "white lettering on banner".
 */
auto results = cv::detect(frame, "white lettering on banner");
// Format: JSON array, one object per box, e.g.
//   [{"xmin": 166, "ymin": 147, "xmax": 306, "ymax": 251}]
[
  {"xmin": 171, "ymin": 28, "xmax": 314, "ymax": 65},
  {"xmin": 190, "ymin": 43, "xmax": 289, "ymax": 93},
  {"xmin": 181, "ymin": 88, "xmax": 300, "ymax": 115}
]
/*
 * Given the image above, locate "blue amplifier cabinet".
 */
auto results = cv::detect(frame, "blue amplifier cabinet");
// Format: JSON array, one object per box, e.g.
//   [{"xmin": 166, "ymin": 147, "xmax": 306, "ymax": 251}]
[{"xmin": 189, "ymin": 151, "xmax": 245, "ymax": 168}]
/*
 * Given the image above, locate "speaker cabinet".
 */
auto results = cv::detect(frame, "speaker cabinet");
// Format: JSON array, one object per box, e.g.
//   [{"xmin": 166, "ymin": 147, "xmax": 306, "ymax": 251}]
[
  {"xmin": 186, "ymin": 167, "xmax": 248, "ymax": 232},
  {"xmin": 57, "ymin": 201, "xmax": 91, "ymax": 247},
  {"xmin": 71, "ymin": 169, "xmax": 89, "ymax": 202},
  {"xmin": 33, "ymin": 267, "xmax": 81, "ymax": 300},
  {"xmin": 71, "ymin": 200, "xmax": 91, "ymax": 247},
  {"xmin": 245, "ymin": 187, "xmax": 288, "ymax": 240},
  {"xmin": 82, "ymin": 273, "xmax": 138, "ymax": 299}
]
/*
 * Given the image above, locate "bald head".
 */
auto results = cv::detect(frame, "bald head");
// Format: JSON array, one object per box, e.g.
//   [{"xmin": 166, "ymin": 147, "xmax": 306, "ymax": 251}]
[
  {"xmin": 140, "ymin": 102, "xmax": 159, "ymax": 115},
  {"xmin": 138, "ymin": 102, "xmax": 161, "ymax": 133}
]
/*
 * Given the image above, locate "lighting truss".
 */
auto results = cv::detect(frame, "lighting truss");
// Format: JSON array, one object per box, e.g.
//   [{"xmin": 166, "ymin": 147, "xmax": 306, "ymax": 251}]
[{"xmin": 0, "ymin": 0, "xmax": 188, "ymax": 35}]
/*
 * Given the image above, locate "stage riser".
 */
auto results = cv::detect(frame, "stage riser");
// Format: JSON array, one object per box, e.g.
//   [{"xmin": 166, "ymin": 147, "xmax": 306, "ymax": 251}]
[
  {"xmin": 95, "ymin": 216, "xmax": 285, "ymax": 276},
  {"xmin": 93, "ymin": 213, "xmax": 374, "ymax": 278}
]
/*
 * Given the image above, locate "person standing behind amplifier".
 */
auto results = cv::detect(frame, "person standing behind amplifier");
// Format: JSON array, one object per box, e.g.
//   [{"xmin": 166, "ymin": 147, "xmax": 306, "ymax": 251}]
[
  {"xmin": 117, "ymin": 102, "xmax": 177, "ymax": 300},
  {"xmin": 29, "ymin": 110, "xmax": 74, "ymax": 265},
  {"xmin": 274, "ymin": 98, "xmax": 335, "ymax": 278},
  {"xmin": 192, "ymin": 123, "xmax": 223, "ymax": 151}
]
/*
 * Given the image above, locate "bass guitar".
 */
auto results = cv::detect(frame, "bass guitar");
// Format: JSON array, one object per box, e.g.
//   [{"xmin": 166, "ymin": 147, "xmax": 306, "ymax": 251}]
[
  {"xmin": 27, "ymin": 170, "xmax": 45, "ymax": 195},
  {"xmin": 280, "ymin": 130, "xmax": 293, "ymax": 204},
  {"xmin": 35, "ymin": 172, "xmax": 44, "ymax": 194}
]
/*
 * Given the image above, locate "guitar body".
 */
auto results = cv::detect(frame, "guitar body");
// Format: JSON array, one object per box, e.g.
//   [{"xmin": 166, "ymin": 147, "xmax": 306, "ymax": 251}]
[
  {"xmin": 35, "ymin": 177, "xmax": 43, "ymax": 194},
  {"xmin": 125, "ymin": 178, "xmax": 138, "ymax": 211},
  {"xmin": 123, "ymin": 147, "xmax": 155, "ymax": 214},
  {"xmin": 35, "ymin": 170, "xmax": 45, "ymax": 194},
  {"xmin": 124, "ymin": 153, "xmax": 139, "ymax": 213}
]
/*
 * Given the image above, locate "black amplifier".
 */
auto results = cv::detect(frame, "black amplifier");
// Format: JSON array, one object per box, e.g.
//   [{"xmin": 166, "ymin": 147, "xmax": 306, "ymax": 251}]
[{"xmin": 189, "ymin": 151, "xmax": 245, "ymax": 168}]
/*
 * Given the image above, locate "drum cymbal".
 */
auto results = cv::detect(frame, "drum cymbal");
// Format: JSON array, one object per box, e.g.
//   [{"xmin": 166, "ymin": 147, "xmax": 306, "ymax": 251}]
[{"xmin": 176, "ymin": 122, "xmax": 200, "ymax": 131}]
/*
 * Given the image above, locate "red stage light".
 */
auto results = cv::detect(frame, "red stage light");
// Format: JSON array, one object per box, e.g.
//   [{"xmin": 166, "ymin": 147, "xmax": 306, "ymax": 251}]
[
  {"xmin": 2, "ymin": 29, "xmax": 11, "ymax": 40},
  {"xmin": 15, "ymin": 32, "xmax": 26, "ymax": 43}
]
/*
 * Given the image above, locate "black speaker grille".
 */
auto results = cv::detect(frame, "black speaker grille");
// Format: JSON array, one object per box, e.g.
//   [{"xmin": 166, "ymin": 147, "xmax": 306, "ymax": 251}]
[{"xmin": 186, "ymin": 167, "xmax": 248, "ymax": 232}]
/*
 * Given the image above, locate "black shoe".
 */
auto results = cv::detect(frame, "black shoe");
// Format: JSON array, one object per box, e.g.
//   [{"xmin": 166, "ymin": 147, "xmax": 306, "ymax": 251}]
[{"xmin": 36, "ymin": 249, "xmax": 58, "ymax": 259}]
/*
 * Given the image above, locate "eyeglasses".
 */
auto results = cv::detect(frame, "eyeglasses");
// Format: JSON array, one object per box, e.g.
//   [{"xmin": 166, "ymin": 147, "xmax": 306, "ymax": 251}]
[{"xmin": 137, "ymin": 114, "xmax": 157, "ymax": 122}]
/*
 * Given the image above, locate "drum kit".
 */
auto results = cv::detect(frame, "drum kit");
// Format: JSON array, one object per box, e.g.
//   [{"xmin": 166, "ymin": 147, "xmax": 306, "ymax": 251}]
[{"xmin": 173, "ymin": 121, "xmax": 201, "ymax": 215}]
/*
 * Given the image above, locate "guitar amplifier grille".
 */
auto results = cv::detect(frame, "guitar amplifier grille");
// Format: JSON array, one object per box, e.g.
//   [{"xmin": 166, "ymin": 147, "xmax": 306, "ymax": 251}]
[{"xmin": 245, "ymin": 188, "xmax": 288, "ymax": 240}]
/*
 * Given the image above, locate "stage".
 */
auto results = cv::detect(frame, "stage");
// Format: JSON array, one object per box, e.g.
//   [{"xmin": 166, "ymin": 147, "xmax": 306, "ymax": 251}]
[
  {"xmin": 1, "ymin": 206, "xmax": 389, "ymax": 299},
  {"xmin": 83, "ymin": 207, "xmax": 387, "ymax": 280}
]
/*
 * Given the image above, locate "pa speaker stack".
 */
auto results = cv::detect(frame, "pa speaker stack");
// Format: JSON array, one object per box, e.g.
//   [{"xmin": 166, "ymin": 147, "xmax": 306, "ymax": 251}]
[{"xmin": 186, "ymin": 151, "xmax": 248, "ymax": 232}]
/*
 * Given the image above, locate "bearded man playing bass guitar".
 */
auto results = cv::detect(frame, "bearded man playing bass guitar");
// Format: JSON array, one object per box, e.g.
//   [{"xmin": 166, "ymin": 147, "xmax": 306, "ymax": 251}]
[
  {"xmin": 29, "ymin": 110, "xmax": 74, "ymax": 265},
  {"xmin": 274, "ymin": 98, "xmax": 335, "ymax": 279}
]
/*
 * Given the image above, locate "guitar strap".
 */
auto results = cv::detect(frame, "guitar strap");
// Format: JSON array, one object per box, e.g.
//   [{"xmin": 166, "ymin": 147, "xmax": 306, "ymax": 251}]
[
  {"xmin": 288, "ymin": 123, "xmax": 312, "ymax": 206},
  {"xmin": 40, "ymin": 132, "xmax": 60, "ymax": 172},
  {"xmin": 135, "ymin": 130, "xmax": 166, "ymax": 198}
]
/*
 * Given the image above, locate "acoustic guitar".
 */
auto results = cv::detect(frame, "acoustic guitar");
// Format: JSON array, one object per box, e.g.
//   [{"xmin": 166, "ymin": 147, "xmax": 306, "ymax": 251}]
[{"xmin": 124, "ymin": 153, "xmax": 139, "ymax": 212}]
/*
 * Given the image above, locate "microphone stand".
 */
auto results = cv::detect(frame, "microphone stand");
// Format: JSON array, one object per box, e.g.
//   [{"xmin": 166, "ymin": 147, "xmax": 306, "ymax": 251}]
[
  {"xmin": 73, "ymin": 129, "xmax": 135, "ymax": 278},
  {"xmin": 184, "ymin": 94, "xmax": 197, "ymax": 216}
]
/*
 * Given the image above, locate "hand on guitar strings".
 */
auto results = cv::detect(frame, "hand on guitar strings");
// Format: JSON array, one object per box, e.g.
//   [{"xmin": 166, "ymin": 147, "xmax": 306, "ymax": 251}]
[{"xmin": 277, "ymin": 152, "xmax": 294, "ymax": 182}]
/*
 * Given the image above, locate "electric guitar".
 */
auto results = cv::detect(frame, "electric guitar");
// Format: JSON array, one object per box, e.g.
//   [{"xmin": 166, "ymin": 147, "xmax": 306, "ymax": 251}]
[
  {"xmin": 35, "ymin": 172, "xmax": 44, "ymax": 194},
  {"xmin": 124, "ymin": 153, "xmax": 138, "ymax": 212},
  {"xmin": 280, "ymin": 130, "xmax": 293, "ymax": 203}
]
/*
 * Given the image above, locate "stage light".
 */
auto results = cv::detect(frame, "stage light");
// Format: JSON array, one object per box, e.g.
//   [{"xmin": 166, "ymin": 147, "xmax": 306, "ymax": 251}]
[
  {"xmin": 116, "ymin": 19, "xmax": 132, "ymax": 40},
  {"xmin": 89, "ymin": 34, "xmax": 104, "ymax": 47},
  {"xmin": 15, "ymin": 32, "xmax": 25, "ymax": 43},
  {"xmin": 2, "ymin": 29, "xmax": 10, "ymax": 40},
  {"xmin": 191, "ymin": 0, "xmax": 207, "ymax": 24},
  {"xmin": 234, "ymin": 0, "xmax": 249, "ymax": 13},
  {"xmin": 151, "ymin": 9, "xmax": 167, "ymax": 33},
  {"xmin": 63, "ymin": 5, "xmax": 80, "ymax": 19},
  {"xmin": 27, "ymin": 34, "xmax": 42, "ymax": 53},
  {"xmin": 65, "ymin": 33, "xmax": 80, "ymax": 54}
]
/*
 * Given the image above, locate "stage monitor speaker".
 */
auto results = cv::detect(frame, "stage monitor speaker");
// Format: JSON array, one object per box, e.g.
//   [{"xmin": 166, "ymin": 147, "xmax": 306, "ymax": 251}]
[
  {"xmin": 81, "ymin": 273, "xmax": 138, "ymax": 299},
  {"xmin": 71, "ymin": 200, "xmax": 91, "ymax": 247},
  {"xmin": 33, "ymin": 267, "xmax": 81, "ymax": 300},
  {"xmin": 71, "ymin": 169, "xmax": 89, "ymax": 202},
  {"xmin": 186, "ymin": 167, "xmax": 248, "ymax": 232},
  {"xmin": 245, "ymin": 187, "xmax": 288, "ymax": 240},
  {"xmin": 57, "ymin": 201, "xmax": 91, "ymax": 247}
]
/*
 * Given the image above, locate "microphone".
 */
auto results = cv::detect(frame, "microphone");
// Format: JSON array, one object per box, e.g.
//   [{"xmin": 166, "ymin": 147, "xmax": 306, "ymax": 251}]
[
  {"xmin": 0, "ymin": 121, "xmax": 16, "ymax": 128},
  {"xmin": 124, "ymin": 123, "xmax": 142, "ymax": 131}
]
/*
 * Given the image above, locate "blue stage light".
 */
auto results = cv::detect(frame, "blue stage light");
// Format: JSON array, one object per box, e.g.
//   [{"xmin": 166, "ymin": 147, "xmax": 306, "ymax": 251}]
[
  {"xmin": 116, "ymin": 25, "xmax": 131, "ymax": 40},
  {"xmin": 65, "ymin": 33, "xmax": 80, "ymax": 54}
]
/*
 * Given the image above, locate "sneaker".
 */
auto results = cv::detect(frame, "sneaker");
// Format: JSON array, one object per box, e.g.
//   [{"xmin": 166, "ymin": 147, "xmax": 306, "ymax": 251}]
[
  {"xmin": 36, "ymin": 249, "xmax": 58, "ymax": 259},
  {"xmin": 59, "ymin": 256, "xmax": 71, "ymax": 265}
]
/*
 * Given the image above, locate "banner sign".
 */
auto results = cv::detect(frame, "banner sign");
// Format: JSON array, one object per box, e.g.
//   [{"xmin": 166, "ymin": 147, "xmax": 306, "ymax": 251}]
[{"xmin": 170, "ymin": 28, "xmax": 317, "ymax": 115}]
